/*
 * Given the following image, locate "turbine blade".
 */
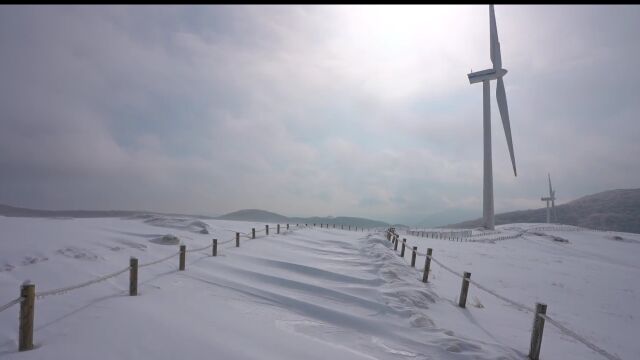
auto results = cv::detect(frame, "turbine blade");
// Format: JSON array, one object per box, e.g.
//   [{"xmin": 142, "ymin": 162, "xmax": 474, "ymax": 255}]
[
  {"xmin": 496, "ymin": 77, "xmax": 516, "ymax": 176},
  {"xmin": 548, "ymin": 173, "xmax": 553, "ymax": 197},
  {"xmin": 490, "ymin": 5, "xmax": 502, "ymax": 70}
]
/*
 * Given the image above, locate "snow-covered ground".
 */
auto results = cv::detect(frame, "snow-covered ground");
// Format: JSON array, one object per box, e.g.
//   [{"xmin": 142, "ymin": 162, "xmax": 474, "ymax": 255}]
[{"xmin": 0, "ymin": 216, "xmax": 638, "ymax": 359}]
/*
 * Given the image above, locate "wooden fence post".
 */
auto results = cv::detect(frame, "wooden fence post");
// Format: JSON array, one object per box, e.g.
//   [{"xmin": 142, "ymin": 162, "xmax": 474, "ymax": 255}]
[
  {"xmin": 252, "ymin": 228, "xmax": 255, "ymax": 239},
  {"xmin": 237, "ymin": 232, "xmax": 241, "ymax": 247},
  {"xmin": 349, "ymin": 225, "xmax": 351, "ymax": 230},
  {"xmin": 528, "ymin": 303, "xmax": 548, "ymax": 360},
  {"xmin": 411, "ymin": 247, "xmax": 417, "ymax": 267},
  {"xmin": 129, "ymin": 257, "xmax": 138, "ymax": 296},
  {"xmin": 212, "ymin": 239, "xmax": 218, "ymax": 256},
  {"xmin": 458, "ymin": 272, "xmax": 471, "ymax": 307},
  {"xmin": 422, "ymin": 248, "xmax": 432, "ymax": 283},
  {"xmin": 394, "ymin": 236, "xmax": 399, "ymax": 251},
  {"xmin": 19, "ymin": 283, "xmax": 35, "ymax": 351},
  {"xmin": 265, "ymin": 225, "xmax": 269, "ymax": 235},
  {"xmin": 179, "ymin": 245, "xmax": 186, "ymax": 271},
  {"xmin": 287, "ymin": 224, "xmax": 289, "ymax": 230},
  {"xmin": 400, "ymin": 239, "xmax": 406, "ymax": 257},
  {"xmin": 277, "ymin": 224, "xmax": 280, "ymax": 234}
]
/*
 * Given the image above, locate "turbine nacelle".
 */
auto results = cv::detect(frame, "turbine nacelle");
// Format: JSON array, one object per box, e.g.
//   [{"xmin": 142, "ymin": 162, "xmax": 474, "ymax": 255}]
[{"xmin": 467, "ymin": 68, "xmax": 508, "ymax": 84}]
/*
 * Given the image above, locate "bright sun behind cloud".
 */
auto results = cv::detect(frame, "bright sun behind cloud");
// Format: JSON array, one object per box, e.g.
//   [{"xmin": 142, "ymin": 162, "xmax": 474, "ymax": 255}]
[{"xmin": 327, "ymin": 5, "xmax": 484, "ymax": 101}]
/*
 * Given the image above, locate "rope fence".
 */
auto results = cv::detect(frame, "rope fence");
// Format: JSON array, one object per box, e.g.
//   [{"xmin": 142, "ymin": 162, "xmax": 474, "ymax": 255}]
[
  {"xmin": 35, "ymin": 267, "xmax": 131, "ymax": 299},
  {"xmin": 138, "ymin": 251, "xmax": 180, "ymax": 268},
  {"xmin": 0, "ymin": 297, "xmax": 23, "ymax": 314},
  {"xmin": 384, "ymin": 228, "xmax": 621, "ymax": 360},
  {"xmin": 405, "ymin": 224, "xmax": 589, "ymax": 244},
  {"xmin": 404, "ymin": 224, "xmax": 593, "ymax": 244},
  {"xmin": 537, "ymin": 313, "xmax": 620, "ymax": 360},
  {"xmin": 3, "ymin": 221, "xmax": 372, "ymax": 352},
  {"xmin": 185, "ymin": 243, "xmax": 213, "ymax": 253}
]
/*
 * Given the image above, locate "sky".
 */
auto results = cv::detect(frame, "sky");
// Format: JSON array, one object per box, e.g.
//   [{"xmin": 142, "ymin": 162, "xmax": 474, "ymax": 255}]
[{"xmin": 1, "ymin": 5, "xmax": 639, "ymax": 225}]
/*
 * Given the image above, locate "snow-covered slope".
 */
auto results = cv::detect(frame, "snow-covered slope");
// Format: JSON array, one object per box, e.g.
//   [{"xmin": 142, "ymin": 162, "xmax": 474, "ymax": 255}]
[
  {"xmin": 0, "ymin": 217, "xmax": 637, "ymax": 359},
  {"xmin": 446, "ymin": 188, "xmax": 640, "ymax": 233}
]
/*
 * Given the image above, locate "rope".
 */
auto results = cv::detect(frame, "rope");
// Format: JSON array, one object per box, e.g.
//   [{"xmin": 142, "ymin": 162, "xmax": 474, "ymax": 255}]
[
  {"xmin": 185, "ymin": 243, "xmax": 213, "ymax": 253},
  {"xmin": 0, "ymin": 297, "xmax": 23, "ymax": 313},
  {"xmin": 466, "ymin": 278, "xmax": 534, "ymax": 313},
  {"xmin": 4, "ymin": 225, "xmax": 299, "ymax": 305},
  {"xmin": 35, "ymin": 266, "xmax": 130, "ymax": 299},
  {"xmin": 139, "ymin": 252, "xmax": 180, "ymax": 268},
  {"xmin": 31, "ymin": 234, "xmax": 238, "ymax": 300},
  {"xmin": 409, "ymin": 237, "xmax": 535, "ymax": 313},
  {"xmin": 426, "ymin": 255, "xmax": 466, "ymax": 281},
  {"xmin": 219, "ymin": 238, "xmax": 236, "ymax": 245},
  {"xmin": 397, "ymin": 231, "xmax": 619, "ymax": 360},
  {"xmin": 219, "ymin": 228, "xmax": 251, "ymax": 236},
  {"xmin": 538, "ymin": 314, "xmax": 621, "ymax": 360}
]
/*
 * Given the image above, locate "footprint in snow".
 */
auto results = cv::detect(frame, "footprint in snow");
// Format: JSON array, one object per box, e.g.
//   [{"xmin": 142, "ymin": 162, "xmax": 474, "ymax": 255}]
[
  {"xmin": 21, "ymin": 255, "xmax": 49, "ymax": 266},
  {"xmin": 1, "ymin": 263, "xmax": 14, "ymax": 272},
  {"xmin": 56, "ymin": 247, "xmax": 101, "ymax": 261}
]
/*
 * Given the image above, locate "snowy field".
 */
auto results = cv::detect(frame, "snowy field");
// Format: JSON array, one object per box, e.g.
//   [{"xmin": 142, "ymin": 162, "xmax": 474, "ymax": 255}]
[{"xmin": 0, "ymin": 216, "xmax": 638, "ymax": 359}]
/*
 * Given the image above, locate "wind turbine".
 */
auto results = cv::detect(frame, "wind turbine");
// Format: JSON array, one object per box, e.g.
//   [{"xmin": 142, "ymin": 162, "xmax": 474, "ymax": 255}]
[
  {"xmin": 541, "ymin": 173, "xmax": 556, "ymax": 223},
  {"xmin": 467, "ymin": 5, "xmax": 516, "ymax": 230}
]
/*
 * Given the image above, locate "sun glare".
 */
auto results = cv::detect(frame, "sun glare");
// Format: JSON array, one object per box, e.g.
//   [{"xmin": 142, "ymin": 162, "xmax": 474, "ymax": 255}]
[
  {"xmin": 342, "ymin": 5, "xmax": 458, "ymax": 49},
  {"xmin": 329, "ymin": 5, "xmax": 475, "ymax": 100}
]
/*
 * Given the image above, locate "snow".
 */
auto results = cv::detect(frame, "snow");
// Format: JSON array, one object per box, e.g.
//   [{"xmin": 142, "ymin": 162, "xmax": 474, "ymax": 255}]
[{"xmin": 0, "ymin": 216, "xmax": 638, "ymax": 359}]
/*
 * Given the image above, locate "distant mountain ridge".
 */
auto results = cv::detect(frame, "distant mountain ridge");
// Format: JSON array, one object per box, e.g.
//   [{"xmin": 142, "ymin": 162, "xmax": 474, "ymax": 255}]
[
  {"xmin": 446, "ymin": 188, "xmax": 640, "ymax": 234},
  {"xmin": 417, "ymin": 208, "xmax": 480, "ymax": 228},
  {"xmin": 0, "ymin": 204, "xmax": 390, "ymax": 228},
  {"xmin": 0, "ymin": 203, "xmax": 216, "ymax": 220},
  {"xmin": 216, "ymin": 209, "xmax": 289, "ymax": 223},
  {"xmin": 217, "ymin": 209, "xmax": 389, "ymax": 228}
]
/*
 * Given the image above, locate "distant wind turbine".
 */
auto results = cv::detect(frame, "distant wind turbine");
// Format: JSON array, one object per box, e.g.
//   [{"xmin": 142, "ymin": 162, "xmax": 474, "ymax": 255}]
[
  {"xmin": 467, "ymin": 5, "xmax": 517, "ymax": 230},
  {"xmin": 541, "ymin": 173, "xmax": 556, "ymax": 223}
]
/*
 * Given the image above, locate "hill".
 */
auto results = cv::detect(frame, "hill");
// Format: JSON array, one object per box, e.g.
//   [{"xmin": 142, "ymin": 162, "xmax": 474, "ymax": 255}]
[
  {"xmin": 446, "ymin": 188, "xmax": 640, "ymax": 233},
  {"xmin": 216, "ymin": 209, "xmax": 290, "ymax": 223},
  {"xmin": 0, "ymin": 203, "xmax": 215, "ymax": 220},
  {"xmin": 417, "ymin": 208, "xmax": 480, "ymax": 228},
  {"xmin": 0, "ymin": 203, "xmax": 142, "ymax": 218},
  {"xmin": 0, "ymin": 204, "xmax": 389, "ymax": 229},
  {"xmin": 217, "ymin": 209, "xmax": 389, "ymax": 228}
]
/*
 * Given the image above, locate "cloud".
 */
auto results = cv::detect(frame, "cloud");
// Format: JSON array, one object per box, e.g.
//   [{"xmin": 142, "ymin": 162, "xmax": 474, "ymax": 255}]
[{"xmin": 0, "ymin": 5, "xmax": 638, "ymax": 224}]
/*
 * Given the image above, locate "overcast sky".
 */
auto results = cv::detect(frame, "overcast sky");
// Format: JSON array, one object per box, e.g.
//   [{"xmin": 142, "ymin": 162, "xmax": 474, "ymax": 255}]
[{"xmin": 1, "ymin": 5, "xmax": 639, "ymax": 224}]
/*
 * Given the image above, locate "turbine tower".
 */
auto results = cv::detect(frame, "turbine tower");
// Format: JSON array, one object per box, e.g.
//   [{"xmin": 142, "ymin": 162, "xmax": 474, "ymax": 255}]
[
  {"xmin": 541, "ymin": 173, "xmax": 556, "ymax": 223},
  {"xmin": 467, "ymin": 5, "xmax": 517, "ymax": 230}
]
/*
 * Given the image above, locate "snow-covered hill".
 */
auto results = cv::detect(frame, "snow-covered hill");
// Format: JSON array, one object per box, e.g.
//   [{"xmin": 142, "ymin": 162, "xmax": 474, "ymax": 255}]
[
  {"xmin": 0, "ymin": 216, "xmax": 637, "ymax": 359},
  {"xmin": 447, "ymin": 188, "xmax": 640, "ymax": 234}
]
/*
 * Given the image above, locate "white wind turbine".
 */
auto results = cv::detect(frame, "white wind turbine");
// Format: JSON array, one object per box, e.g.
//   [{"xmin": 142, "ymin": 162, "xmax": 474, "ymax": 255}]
[
  {"xmin": 541, "ymin": 173, "xmax": 556, "ymax": 223},
  {"xmin": 467, "ymin": 4, "xmax": 517, "ymax": 230}
]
